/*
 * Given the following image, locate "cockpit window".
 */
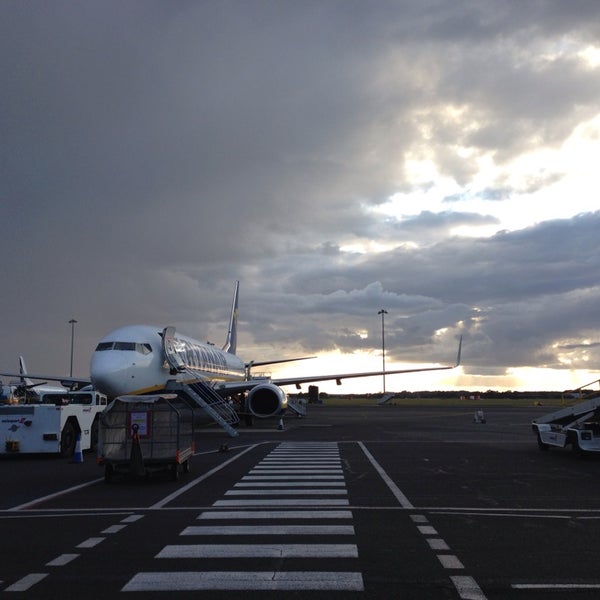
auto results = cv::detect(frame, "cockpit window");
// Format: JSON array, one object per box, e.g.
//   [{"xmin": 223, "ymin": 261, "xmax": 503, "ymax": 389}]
[
  {"xmin": 95, "ymin": 342, "xmax": 114, "ymax": 351},
  {"xmin": 95, "ymin": 342, "xmax": 153, "ymax": 354}
]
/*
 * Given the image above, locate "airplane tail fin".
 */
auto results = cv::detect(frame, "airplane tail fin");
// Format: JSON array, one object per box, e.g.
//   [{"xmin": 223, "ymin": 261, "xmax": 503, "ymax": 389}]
[
  {"xmin": 19, "ymin": 355, "xmax": 35, "ymax": 388},
  {"xmin": 222, "ymin": 281, "xmax": 239, "ymax": 355}
]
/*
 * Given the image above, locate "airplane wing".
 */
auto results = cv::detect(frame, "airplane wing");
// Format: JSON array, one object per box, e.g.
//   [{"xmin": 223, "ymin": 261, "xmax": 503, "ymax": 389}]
[
  {"xmin": 219, "ymin": 336, "xmax": 463, "ymax": 393},
  {"xmin": 0, "ymin": 371, "xmax": 91, "ymax": 390}
]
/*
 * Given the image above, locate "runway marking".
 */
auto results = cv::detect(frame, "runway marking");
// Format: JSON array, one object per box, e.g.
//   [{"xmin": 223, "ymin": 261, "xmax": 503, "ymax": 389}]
[
  {"xmin": 225, "ymin": 488, "xmax": 347, "ymax": 496},
  {"xmin": 241, "ymin": 474, "xmax": 345, "ymax": 480},
  {"xmin": 450, "ymin": 575, "xmax": 487, "ymax": 599},
  {"xmin": 438, "ymin": 555, "xmax": 465, "ymax": 569},
  {"xmin": 357, "ymin": 441, "xmax": 414, "ymax": 508},
  {"xmin": 122, "ymin": 571, "xmax": 364, "ymax": 591},
  {"xmin": 156, "ymin": 543, "xmax": 359, "ymax": 558},
  {"xmin": 123, "ymin": 442, "xmax": 364, "ymax": 593},
  {"xmin": 197, "ymin": 510, "xmax": 353, "ymax": 519},
  {"xmin": 181, "ymin": 524, "xmax": 355, "ymax": 535},
  {"xmin": 213, "ymin": 498, "xmax": 350, "ymax": 506},
  {"xmin": 512, "ymin": 583, "xmax": 600, "ymax": 589},
  {"xmin": 4, "ymin": 573, "xmax": 48, "ymax": 592},
  {"xmin": 234, "ymin": 481, "xmax": 345, "ymax": 487},
  {"xmin": 46, "ymin": 553, "xmax": 79, "ymax": 566},
  {"xmin": 121, "ymin": 514, "xmax": 145, "ymax": 523},
  {"xmin": 76, "ymin": 537, "xmax": 105, "ymax": 548},
  {"xmin": 417, "ymin": 525, "xmax": 438, "ymax": 535},
  {"xmin": 7, "ymin": 478, "xmax": 104, "ymax": 511},
  {"xmin": 102, "ymin": 524, "xmax": 127, "ymax": 534},
  {"xmin": 357, "ymin": 442, "xmax": 488, "ymax": 598},
  {"xmin": 426, "ymin": 538, "xmax": 450, "ymax": 551}
]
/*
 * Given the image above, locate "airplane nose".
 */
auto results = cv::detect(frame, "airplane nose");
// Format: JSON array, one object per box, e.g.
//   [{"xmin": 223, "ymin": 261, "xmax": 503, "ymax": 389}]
[{"xmin": 90, "ymin": 351, "xmax": 131, "ymax": 397}]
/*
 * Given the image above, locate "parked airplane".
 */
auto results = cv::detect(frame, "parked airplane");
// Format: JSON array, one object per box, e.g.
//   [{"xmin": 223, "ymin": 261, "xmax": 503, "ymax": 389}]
[
  {"xmin": 0, "ymin": 282, "xmax": 462, "ymax": 418},
  {"xmin": 6, "ymin": 356, "xmax": 68, "ymax": 402}
]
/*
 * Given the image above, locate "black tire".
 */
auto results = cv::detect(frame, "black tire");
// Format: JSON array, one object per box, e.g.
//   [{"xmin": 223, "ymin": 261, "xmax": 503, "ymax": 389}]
[
  {"xmin": 572, "ymin": 436, "xmax": 584, "ymax": 457},
  {"xmin": 183, "ymin": 460, "xmax": 190, "ymax": 474},
  {"xmin": 60, "ymin": 422, "xmax": 76, "ymax": 458},
  {"xmin": 170, "ymin": 464, "xmax": 179, "ymax": 481},
  {"xmin": 90, "ymin": 416, "xmax": 99, "ymax": 453}
]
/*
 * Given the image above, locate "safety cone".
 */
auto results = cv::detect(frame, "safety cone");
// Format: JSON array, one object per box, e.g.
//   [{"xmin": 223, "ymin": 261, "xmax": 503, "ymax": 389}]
[
  {"xmin": 72, "ymin": 433, "xmax": 83, "ymax": 463},
  {"xmin": 278, "ymin": 418, "xmax": 285, "ymax": 431}
]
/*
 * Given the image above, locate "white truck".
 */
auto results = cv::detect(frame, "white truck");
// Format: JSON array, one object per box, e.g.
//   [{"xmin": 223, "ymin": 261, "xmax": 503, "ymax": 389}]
[
  {"xmin": 532, "ymin": 397, "xmax": 600, "ymax": 455},
  {"xmin": 0, "ymin": 390, "xmax": 107, "ymax": 456}
]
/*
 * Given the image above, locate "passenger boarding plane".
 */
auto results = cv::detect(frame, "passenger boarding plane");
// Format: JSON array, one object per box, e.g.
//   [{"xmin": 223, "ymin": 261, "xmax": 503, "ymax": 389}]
[{"xmin": 0, "ymin": 282, "xmax": 462, "ymax": 419}]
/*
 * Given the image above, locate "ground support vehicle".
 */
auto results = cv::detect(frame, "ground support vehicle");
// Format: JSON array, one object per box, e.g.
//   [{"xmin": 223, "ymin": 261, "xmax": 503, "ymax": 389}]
[
  {"xmin": 98, "ymin": 394, "xmax": 197, "ymax": 482},
  {"xmin": 532, "ymin": 397, "xmax": 600, "ymax": 455},
  {"xmin": 0, "ymin": 390, "xmax": 107, "ymax": 457}
]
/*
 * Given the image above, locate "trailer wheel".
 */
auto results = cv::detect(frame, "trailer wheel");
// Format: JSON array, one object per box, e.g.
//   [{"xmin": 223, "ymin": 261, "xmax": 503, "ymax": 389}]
[
  {"xmin": 90, "ymin": 416, "xmax": 99, "ymax": 453},
  {"xmin": 572, "ymin": 437, "xmax": 584, "ymax": 457},
  {"xmin": 60, "ymin": 422, "xmax": 77, "ymax": 458},
  {"xmin": 183, "ymin": 460, "xmax": 191, "ymax": 474},
  {"xmin": 537, "ymin": 433, "xmax": 549, "ymax": 451},
  {"xmin": 170, "ymin": 465, "xmax": 179, "ymax": 481}
]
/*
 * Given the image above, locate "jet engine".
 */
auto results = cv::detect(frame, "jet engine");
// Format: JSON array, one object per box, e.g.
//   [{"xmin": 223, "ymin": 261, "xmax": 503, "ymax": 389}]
[{"xmin": 247, "ymin": 383, "xmax": 288, "ymax": 418}]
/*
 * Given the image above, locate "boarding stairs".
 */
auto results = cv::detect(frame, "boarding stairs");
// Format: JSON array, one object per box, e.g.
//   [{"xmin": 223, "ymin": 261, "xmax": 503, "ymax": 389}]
[
  {"xmin": 169, "ymin": 377, "xmax": 240, "ymax": 437},
  {"xmin": 287, "ymin": 396, "xmax": 307, "ymax": 417}
]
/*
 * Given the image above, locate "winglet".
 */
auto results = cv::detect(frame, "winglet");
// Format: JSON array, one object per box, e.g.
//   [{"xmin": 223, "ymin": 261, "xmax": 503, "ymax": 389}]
[
  {"xmin": 455, "ymin": 335, "xmax": 463, "ymax": 367},
  {"xmin": 222, "ymin": 281, "xmax": 239, "ymax": 355}
]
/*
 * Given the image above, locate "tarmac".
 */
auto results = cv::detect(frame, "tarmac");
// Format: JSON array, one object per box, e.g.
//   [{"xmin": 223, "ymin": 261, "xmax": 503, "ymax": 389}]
[{"xmin": 2, "ymin": 402, "xmax": 600, "ymax": 599}]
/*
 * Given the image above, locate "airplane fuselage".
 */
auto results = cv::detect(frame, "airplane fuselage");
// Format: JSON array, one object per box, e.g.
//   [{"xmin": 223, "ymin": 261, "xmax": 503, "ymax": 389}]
[{"xmin": 90, "ymin": 325, "xmax": 246, "ymax": 398}]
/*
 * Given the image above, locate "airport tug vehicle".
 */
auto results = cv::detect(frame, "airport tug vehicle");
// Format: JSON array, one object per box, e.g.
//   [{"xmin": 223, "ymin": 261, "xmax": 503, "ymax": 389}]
[
  {"xmin": 532, "ymin": 397, "xmax": 600, "ymax": 455},
  {"xmin": 0, "ymin": 390, "xmax": 107, "ymax": 456}
]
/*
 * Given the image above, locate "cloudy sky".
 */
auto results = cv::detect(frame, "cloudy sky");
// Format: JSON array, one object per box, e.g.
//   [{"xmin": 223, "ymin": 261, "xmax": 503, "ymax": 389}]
[{"xmin": 2, "ymin": 1, "xmax": 600, "ymax": 394}]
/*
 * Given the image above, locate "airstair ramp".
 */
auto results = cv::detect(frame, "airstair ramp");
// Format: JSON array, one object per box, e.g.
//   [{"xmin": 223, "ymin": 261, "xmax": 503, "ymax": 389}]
[
  {"xmin": 287, "ymin": 396, "xmax": 307, "ymax": 416},
  {"xmin": 170, "ymin": 377, "xmax": 239, "ymax": 437}
]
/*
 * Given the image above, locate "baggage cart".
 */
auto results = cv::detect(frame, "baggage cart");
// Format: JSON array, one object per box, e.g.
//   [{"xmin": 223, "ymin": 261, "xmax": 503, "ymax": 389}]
[{"xmin": 98, "ymin": 394, "xmax": 196, "ymax": 482}]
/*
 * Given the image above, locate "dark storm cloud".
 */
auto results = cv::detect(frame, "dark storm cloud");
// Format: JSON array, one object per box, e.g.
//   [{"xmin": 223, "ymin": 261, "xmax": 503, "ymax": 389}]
[{"xmin": 1, "ymin": 1, "xmax": 600, "ymax": 388}]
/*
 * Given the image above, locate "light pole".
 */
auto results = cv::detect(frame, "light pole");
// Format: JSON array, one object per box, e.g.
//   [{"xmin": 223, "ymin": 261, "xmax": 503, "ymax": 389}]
[
  {"xmin": 378, "ymin": 309, "xmax": 388, "ymax": 393},
  {"xmin": 69, "ymin": 319, "xmax": 78, "ymax": 377}
]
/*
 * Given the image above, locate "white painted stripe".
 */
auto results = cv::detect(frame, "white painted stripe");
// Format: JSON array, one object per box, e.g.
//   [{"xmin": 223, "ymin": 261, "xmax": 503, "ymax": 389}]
[
  {"xmin": 250, "ymin": 468, "xmax": 343, "ymax": 473},
  {"xmin": 123, "ymin": 571, "xmax": 364, "ymax": 591},
  {"xmin": 46, "ymin": 553, "xmax": 80, "ymax": 567},
  {"xmin": 450, "ymin": 575, "xmax": 487, "ymax": 599},
  {"xmin": 259, "ymin": 456, "xmax": 341, "ymax": 465},
  {"xmin": 417, "ymin": 525, "xmax": 438, "ymax": 535},
  {"xmin": 156, "ymin": 544, "xmax": 359, "ymax": 558},
  {"xmin": 234, "ymin": 481, "xmax": 345, "ymax": 487},
  {"xmin": 4, "ymin": 573, "xmax": 48, "ymax": 592},
  {"xmin": 76, "ymin": 537, "xmax": 105, "ymax": 548},
  {"xmin": 121, "ymin": 514, "xmax": 145, "ymax": 523},
  {"xmin": 437, "ymin": 554, "xmax": 465, "ymax": 569},
  {"xmin": 357, "ymin": 442, "xmax": 414, "ymax": 508},
  {"xmin": 259, "ymin": 465, "xmax": 341, "ymax": 468},
  {"xmin": 102, "ymin": 524, "xmax": 128, "ymax": 534},
  {"xmin": 198, "ymin": 510, "xmax": 353, "ymax": 519},
  {"xmin": 426, "ymin": 538, "xmax": 450, "ymax": 551},
  {"xmin": 410, "ymin": 514, "xmax": 429, "ymax": 523},
  {"xmin": 225, "ymin": 489, "xmax": 347, "ymax": 496},
  {"xmin": 269, "ymin": 453, "xmax": 340, "ymax": 457},
  {"xmin": 512, "ymin": 583, "xmax": 600, "ymax": 589},
  {"xmin": 181, "ymin": 524, "xmax": 355, "ymax": 535},
  {"xmin": 242, "ymin": 475, "xmax": 345, "ymax": 480},
  {"xmin": 213, "ymin": 499, "xmax": 350, "ymax": 507}
]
